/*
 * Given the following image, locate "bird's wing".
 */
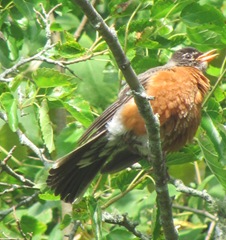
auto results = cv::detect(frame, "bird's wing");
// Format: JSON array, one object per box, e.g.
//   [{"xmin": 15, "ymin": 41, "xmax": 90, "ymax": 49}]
[{"xmin": 78, "ymin": 65, "xmax": 166, "ymax": 145}]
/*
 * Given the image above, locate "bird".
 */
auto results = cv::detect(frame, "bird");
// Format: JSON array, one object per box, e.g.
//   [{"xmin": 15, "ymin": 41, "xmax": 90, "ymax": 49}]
[{"xmin": 47, "ymin": 47, "xmax": 218, "ymax": 203}]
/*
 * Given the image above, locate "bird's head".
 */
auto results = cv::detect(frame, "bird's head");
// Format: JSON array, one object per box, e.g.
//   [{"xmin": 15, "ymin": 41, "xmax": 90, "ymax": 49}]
[{"xmin": 168, "ymin": 47, "xmax": 218, "ymax": 71}]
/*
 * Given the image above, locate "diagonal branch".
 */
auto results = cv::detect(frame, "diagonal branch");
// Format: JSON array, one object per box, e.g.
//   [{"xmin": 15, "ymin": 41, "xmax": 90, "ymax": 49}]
[
  {"xmin": 72, "ymin": 0, "xmax": 178, "ymax": 239},
  {"xmin": 102, "ymin": 212, "xmax": 150, "ymax": 240},
  {"xmin": 0, "ymin": 191, "xmax": 39, "ymax": 221}
]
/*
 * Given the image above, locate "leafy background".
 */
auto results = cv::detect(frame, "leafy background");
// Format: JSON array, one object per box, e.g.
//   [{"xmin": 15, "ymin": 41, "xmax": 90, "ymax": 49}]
[{"xmin": 0, "ymin": 0, "xmax": 225, "ymax": 239}]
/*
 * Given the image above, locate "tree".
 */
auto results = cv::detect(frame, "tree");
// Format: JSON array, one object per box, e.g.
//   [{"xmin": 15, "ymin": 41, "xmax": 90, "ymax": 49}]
[{"xmin": 0, "ymin": 0, "xmax": 225, "ymax": 239}]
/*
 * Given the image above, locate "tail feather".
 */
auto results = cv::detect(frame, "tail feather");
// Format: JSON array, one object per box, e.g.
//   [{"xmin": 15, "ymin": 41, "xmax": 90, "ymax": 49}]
[{"xmin": 47, "ymin": 132, "xmax": 109, "ymax": 203}]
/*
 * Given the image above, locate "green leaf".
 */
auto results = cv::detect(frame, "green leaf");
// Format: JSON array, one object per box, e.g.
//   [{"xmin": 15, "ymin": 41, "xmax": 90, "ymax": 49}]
[
  {"xmin": 62, "ymin": 96, "xmax": 93, "ymax": 128},
  {"xmin": 55, "ymin": 123, "xmax": 84, "ymax": 158},
  {"xmin": 39, "ymin": 99, "xmax": 55, "ymax": 153},
  {"xmin": 60, "ymin": 214, "xmax": 72, "ymax": 230},
  {"xmin": 151, "ymin": 0, "xmax": 192, "ymax": 19},
  {"xmin": 73, "ymin": 55, "xmax": 118, "ymax": 109},
  {"xmin": 198, "ymin": 136, "xmax": 226, "ymax": 190},
  {"xmin": 109, "ymin": 0, "xmax": 142, "ymax": 17},
  {"xmin": 206, "ymin": 98, "xmax": 222, "ymax": 122},
  {"xmin": 213, "ymin": 87, "xmax": 225, "ymax": 102},
  {"xmin": 46, "ymin": 85, "xmax": 77, "ymax": 100},
  {"xmin": 13, "ymin": 0, "xmax": 34, "ymax": 19},
  {"xmin": 56, "ymin": 33, "xmax": 86, "ymax": 58},
  {"xmin": 181, "ymin": 3, "xmax": 225, "ymax": 27},
  {"xmin": 201, "ymin": 112, "xmax": 226, "ymax": 163},
  {"xmin": 33, "ymin": 68, "xmax": 74, "ymax": 88},
  {"xmin": 186, "ymin": 26, "xmax": 226, "ymax": 47},
  {"xmin": 72, "ymin": 198, "xmax": 90, "ymax": 221},
  {"xmin": 39, "ymin": 193, "xmax": 60, "ymax": 201},
  {"xmin": 88, "ymin": 197, "xmax": 102, "ymax": 240},
  {"xmin": 167, "ymin": 148, "xmax": 198, "ymax": 165},
  {"xmin": 0, "ymin": 92, "xmax": 18, "ymax": 132},
  {"xmin": 105, "ymin": 229, "xmax": 134, "ymax": 240},
  {"xmin": 152, "ymin": 203, "xmax": 161, "ymax": 240},
  {"xmin": 21, "ymin": 215, "xmax": 47, "ymax": 235}
]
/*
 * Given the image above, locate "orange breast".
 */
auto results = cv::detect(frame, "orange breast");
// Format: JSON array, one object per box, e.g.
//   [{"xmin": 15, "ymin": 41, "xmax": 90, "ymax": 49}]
[{"xmin": 120, "ymin": 67, "xmax": 210, "ymax": 151}]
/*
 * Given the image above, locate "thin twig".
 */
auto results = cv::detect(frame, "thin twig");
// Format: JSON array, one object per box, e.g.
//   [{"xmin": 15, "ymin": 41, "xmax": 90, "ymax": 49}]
[
  {"xmin": 0, "ymin": 146, "xmax": 34, "ymax": 186},
  {"xmin": 101, "ymin": 171, "xmax": 149, "ymax": 209},
  {"xmin": 171, "ymin": 178, "xmax": 215, "ymax": 205},
  {"xmin": 0, "ymin": 191, "xmax": 39, "ymax": 221},
  {"xmin": 205, "ymin": 221, "xmax": 216, "ymax": 240},
  {"xmin": 0, "ymin": 112, "xmax": 50, "ymax": 166},
  {"xmin": 102, "ymin": 212, "xmax": 150, "ymax": 240},
  {"xmin": 173, "ymin": 204, "xmax": 217, "ymax": 221},
  {"xmin": 13, "ymin": 207, "xmax": 33, "ymax": 240},
  {"xmin": 0, "ymin": 4, "xmax": 62, "ymax": 82},
  {"xmin": 66, "ymin": 220, "xmax": 81, "ymax": 240},
  {"xmin": 0, "ymin": 182, "xmax": 35, "ymax": 196}
]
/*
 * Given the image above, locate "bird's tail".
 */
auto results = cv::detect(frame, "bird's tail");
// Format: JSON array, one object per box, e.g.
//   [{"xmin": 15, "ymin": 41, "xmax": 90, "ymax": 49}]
[{"xmin": 47, "ymin": 132, "xmax": 109, "ymax": 203}]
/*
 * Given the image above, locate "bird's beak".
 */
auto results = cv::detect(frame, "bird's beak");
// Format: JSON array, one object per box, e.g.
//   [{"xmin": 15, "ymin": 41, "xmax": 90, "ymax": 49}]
[{"xmin": 196, "ymin": 49, "xmax": 218, "ymax": 63}]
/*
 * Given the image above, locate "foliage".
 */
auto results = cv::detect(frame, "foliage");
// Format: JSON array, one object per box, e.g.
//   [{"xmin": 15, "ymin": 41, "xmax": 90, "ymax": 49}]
[{"xmin": 0, "ymin": 0, "xmax": 225, "ymax": 239}]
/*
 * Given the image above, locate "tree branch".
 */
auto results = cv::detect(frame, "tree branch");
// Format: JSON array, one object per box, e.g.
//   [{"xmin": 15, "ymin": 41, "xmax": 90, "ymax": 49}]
[
  {"xmin": 0, "ymin": 191, "xmax": 39, "ymax": 221},
  {"xmin": 0, "ymin": 146, "xmax": 35, "ymax": 187},
  {"xmin": 0, "ymin": 112, "xmax": 50, "ymax": 166},
  {"xmin": 102, "ymin": 212, "xmax": 150, "ymax": 240},
  {"xmin": 171, "ymin": 178, "xmax": 215, "ymax": 205},
  {"xmin": 173, "ymin": 204, "xmax": 217, "ymax": 221},
  {"xmin": 72, "ymin": 0, "xmax": 178, "ymax": 239}
]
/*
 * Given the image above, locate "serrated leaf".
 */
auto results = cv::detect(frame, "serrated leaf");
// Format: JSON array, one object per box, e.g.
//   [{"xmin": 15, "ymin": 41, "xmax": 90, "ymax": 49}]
[
  {"xmin": 33, "ymin": 68, "xmax": 74, "ymax": 88},
  {"xmin": 167, "ymin": 149, "xmax": 198, "ymax": 165},
  {"xmin": 201, "ymin": 112, "xmax": 226, "ymax": 163},
  {"xmin": 186, "ymin": 26, "xmax": 226, "ymax": 47},
  {"xmin": 46, "ymin": 85, "xmax": 77, "ymax": 100},
  {"xmin": 62, "ymin": 96, "xmax": 93, "ymax": 128},
  {"xmin": 39, "ymin": 99, "xmax": 55, "ymax": 153},
  {"xmin": 181, "ymin": 3, "xmax": 225, "ymax": 27},
  {"xmin": 0, "ymin": 92, "xmax": 18, "ymax": 132},
  {"xmin": 198, "ymin": 137, "xmax": 226, "ymax": 190},
  {"xmin": 56, "ymin": 35, "xmax": 85, "ymax": 58}
]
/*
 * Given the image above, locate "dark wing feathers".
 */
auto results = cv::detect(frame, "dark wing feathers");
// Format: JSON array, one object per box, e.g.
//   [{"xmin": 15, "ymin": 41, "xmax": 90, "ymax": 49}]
[{"xmin": 47, "ymin": 131, "xmax": 108, "ymax": 202}]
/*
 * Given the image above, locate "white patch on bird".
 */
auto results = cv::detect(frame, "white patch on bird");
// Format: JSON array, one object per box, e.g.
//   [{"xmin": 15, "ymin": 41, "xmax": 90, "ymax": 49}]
[
  {"xmin": 133, "ymin": 135, "xmax": 149, "ymax": 156},
  {"xmin": 107, "ymin": 109, "xmax": 127, "ymax": 140}
]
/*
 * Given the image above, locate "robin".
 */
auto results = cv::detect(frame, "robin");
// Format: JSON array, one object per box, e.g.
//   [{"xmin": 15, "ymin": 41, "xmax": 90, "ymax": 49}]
[{"xmin": 47, "ymin": 47, "xmax": 218, "ymax": 203}]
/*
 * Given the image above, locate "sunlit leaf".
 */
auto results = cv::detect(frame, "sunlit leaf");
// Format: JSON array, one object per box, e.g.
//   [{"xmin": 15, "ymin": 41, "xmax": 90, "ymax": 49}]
[
  {"xmin": 33, "ymin": 68, "xmax": 75, "ymax": 88},
  {"xmin": 201, "ymin": 112, "xmax": 226, "ymax": 163},
  {"xmin": 39, "ymin": 193, "xmax": 60, "ymax": 201},
  {"xmin": 21, "ymin": 215, "xmax": 47, "ymax": 235},
  {"xmin": 39, "ymin": 99, "xmax": 55, "ymax": 153},
  {"xmin": 198, "ymin": 137, "xmax": 226, "ymax": 190},
  {"xmin": 151, "ymin": 0, "xmax": 192, "ymax": 19},
  {"xmin": 62, "ymin": 96, "xmax": 93, "ymax": 128},
  {"xmin": 181, "ymin": 3, "xmax": 225, "ymax": 27},
  {"xmin": 0, "ymin": 92, "xmax": 18, "ymax": 132},
  {"xmin": 60, "ymin": 214, "xmax": 72, "ymax": 230}
]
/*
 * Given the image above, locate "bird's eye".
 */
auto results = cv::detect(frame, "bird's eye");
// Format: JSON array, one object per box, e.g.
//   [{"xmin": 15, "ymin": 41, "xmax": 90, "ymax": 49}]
[{"xmin": 184, "ymin": 53, "xmax": 192, "ymax": 59}]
